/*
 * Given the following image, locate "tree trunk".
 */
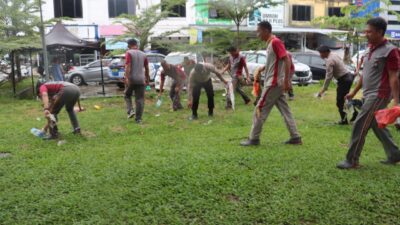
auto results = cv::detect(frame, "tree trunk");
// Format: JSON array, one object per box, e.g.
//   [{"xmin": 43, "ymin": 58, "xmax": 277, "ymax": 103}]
[
  {"xmin": 236, "ymin": 24, "xmax": 240, "ymax": 48},
  {"xmin": 15, "ymin": 52, "xmax": 22, "ymax": 81},
  {"xmin": 10, "ymin": 51, "xmax": 16, "ymax": 96}
]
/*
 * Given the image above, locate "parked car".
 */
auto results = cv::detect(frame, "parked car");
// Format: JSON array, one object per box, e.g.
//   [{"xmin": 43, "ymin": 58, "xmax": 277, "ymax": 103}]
[
  {"xmin": 242, "ymin": 50, "xmax": 313, "ymax": 86},
  {"xmin": 351, "ymin": 50, "xmax": 366, "ymax": 69},
  {"xmin": 292, "ymin": 52, "xmax": 355, "ymax": 80},
  {"xmin": 108, "ymin": 52, "xmax": 165, "ymax": 88},
  {"xmin": 0, "ymin": 72, "xmax": 7, "ymax": 83},
  {"xmin": 65, "ymin": 59, "xmax": 112, "ymax": 86},
  {"xmin": 154, "ymin": 52, "xmax": 204, "ymax": 91}
]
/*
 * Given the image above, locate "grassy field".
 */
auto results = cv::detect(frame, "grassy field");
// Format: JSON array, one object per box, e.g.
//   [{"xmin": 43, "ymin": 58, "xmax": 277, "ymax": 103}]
[{"xmin": 0, "ymin": 83, "xmax": 400, "ymax": 225}]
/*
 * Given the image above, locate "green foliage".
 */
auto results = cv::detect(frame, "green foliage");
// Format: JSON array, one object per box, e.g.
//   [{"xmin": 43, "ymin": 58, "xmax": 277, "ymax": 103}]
[
  {"xmin": 1, "ymin": 85, "xmax": 400, "ymax": 224},
  {"xmin": 113, "ymin": 0, "xmax": 185, "ymax": 51},
  {"xmin": 155, "ymin": 28, "xmax": 264, "ymax": 57},
  {"xmin": 0, "ymin": 0, "xmax": 41, "ymax": 53},
  {"xmin": 313, "ymin": 0, "xmax": 400, "ymax": 42},
  {"xmin": 198, "ymin": 0, "xmax": 278, "ymax": 46}
]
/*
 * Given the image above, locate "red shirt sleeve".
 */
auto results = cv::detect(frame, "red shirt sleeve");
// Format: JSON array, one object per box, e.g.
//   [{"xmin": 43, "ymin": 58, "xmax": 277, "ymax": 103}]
[
  {"xmin": 271, "ymin": 38, "xmax": 287, "ymax": 60},
  {"xmin": 240, "ymin": 57, "xmax": 247, "ymax": 68},
  {"xmin": 386, "ymin": 49, "xmax": 400, "ymax": 71},
  {"xmin": 176, "ymin": 66, "xmax": 186, "ymax": 79},
  {"xmin": 125, "ymin": 52, "xmax": 131, "ymax": 65},
  {"xmin": 144, "ymin": 57, "xmax": 148, "ymax": 66},
  {"xmin": 39, "ymin": 84, "xmax": 48, "ymax": 96},
  {"xmin": 161, "ymin": 71, "xmax": 165, "ymax": 81}
]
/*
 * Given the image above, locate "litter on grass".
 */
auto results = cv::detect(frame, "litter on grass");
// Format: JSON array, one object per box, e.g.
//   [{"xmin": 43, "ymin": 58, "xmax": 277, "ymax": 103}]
[
  {"xmin": 0, "ymin": 152, "xmax": 12, "ymax": 159},
  {"xmin": 155, "ymin": 98, "xmax": 162, "ymax": 108},
  {"xmin": 57, "ymin": 140, "xmax": 67, "ymax": 146},
  {"xmin": 203, "ymin": 120, "xmax": 213, "ymax": 125}
]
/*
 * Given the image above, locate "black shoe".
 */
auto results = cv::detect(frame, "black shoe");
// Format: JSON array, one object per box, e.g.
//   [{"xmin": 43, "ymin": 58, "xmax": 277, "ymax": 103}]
[
  {"xmin": 245, "ymin": 99, "xmax": 251, "ymax": 105},
  {"xmin": 189, "ymin": 115, "xmax": 198, "ymax": 121},
  {"xmin": 336, "ymin": 160, "xmax": 359, "ymax": 169},
  {"xmin": 208, "ymin": 112, "xmax": 213, "ymax": 117},
  {"xmin": 337, "ymin": 119, "xmax": 349, "ymax": 125},
  {"xmin": 284, "ymin": 137, "xmax": 302, "ymax": 145},
  {"xmin": 73, "ymin": 128, "xmax": 81, "ymax": 135},
  {"xmin": 240, "ymin": 139, "xmax": 260, "ymax": 146},
  {"xmin": 380, "ymin": 157, "xmax": 400, "ymax": 165},
  {"xmin": 135, "ymin": 119, "xmax": 142, "ymax": 124}
]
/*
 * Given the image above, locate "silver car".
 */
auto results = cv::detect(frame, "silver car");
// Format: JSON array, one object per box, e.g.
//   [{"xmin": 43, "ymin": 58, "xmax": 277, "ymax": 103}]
[
  {"xmin": 154, "ymin": 52, "xmax": 204, "ymax": 91},
  {"xmin": 241, "ymin": 50, "xmax": 313, "ymax": 86},
  {"xmin": 66, "ymin": 59, "xmax": 112, "ymax": 86}
]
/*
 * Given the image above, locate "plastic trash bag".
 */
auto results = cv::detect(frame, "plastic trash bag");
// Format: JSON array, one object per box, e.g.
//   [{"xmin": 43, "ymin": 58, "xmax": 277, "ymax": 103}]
[
  {"xmin": 225, "ymin": 81, "xmax": 235, "ymax": 110},
  {"xmin": 344, "ymin": 99, "xmax": 355, "ymax": 116},
  {"xmin": 155, "ymin": 97, "xmax": 162, "ymax": 108},
  {"xmin": 375, "ymin": 106, "xmax": 400, "ymax": 129}
]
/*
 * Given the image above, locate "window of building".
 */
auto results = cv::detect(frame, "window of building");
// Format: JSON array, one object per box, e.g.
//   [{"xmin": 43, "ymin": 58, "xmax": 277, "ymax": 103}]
[
  {"xmin": 292, "ymin": 5, "xmax": 311, "ymax": 21},
  {"xmin": 388, "ymin": 20, "xmax": 400, "ymax": 25},
  {"xmin": 208, "ymin": 8, "xmax": 228, "ymax": 19},
  {"xmin": 391, "ymin": 1, "xmax": 400, "ymax": 5},
  {"xmin": 108, "ymin": 0, "xmax": 136, "ymax": 18},
  {"xmin": 328, "ymin": 7, "xmax": 344, "ymax": 17},
  {"xmin": 161, "ymin": 1, "xmax": 186, "ymax": 17},
  {"xmin": 54, "ymin": 0, "xmax": 83, "ymax": 18}
]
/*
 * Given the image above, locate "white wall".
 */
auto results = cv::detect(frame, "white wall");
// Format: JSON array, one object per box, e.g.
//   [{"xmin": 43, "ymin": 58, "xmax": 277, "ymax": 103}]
[{"xmin": 41, "ymin": 0, "xmax": 195, "ymax": 37}]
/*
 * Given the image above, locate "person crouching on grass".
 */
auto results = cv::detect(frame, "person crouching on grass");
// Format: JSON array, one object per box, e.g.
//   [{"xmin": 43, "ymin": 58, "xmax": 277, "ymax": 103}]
[
  {"xmin": 158, "ymin": 60, "xmax": 186, "ymax": 111},
  {"xmin": 36, "ymin": 80, "xmax": 81, "ymax": 139},
  {"xmin": 316, "ymin": 45, "xmax": 355, "ymax": 125},
  {"xmin": 187, "ymin": 63, "xmax": 228, "ymax": 120}
]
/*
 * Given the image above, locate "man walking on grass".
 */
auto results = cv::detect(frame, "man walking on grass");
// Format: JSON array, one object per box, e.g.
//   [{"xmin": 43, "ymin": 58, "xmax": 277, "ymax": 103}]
[
  {"xmin": 240, "ymin": 21, "xmax": 302, "ymax": 146},
  {"xmin": 221, "ymin": 46, "xmax": 252, "ymax": 108},
  {"xmin": 187, "ymin": 63, "xmax": 228, "ymax": 120},
  {"xmin": 124, "ymin": 39, "xmax": 150, "ymax": 124},
  {"xmin": 316, "ymin": 45, "xmax": 355, "ymax": 125},
  {"xmin": 337, "ymin": 17, "xmax": 400, "ymax": 169}
]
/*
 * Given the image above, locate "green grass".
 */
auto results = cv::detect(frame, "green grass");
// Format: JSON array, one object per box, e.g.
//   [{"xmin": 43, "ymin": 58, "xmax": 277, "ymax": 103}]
[{"xmin": 1, "ymin": 84, "xmax": 400, "ymax": 224}]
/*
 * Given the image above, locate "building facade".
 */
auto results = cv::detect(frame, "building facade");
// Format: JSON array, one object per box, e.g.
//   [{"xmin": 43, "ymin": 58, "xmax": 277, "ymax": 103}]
[
  {"xmin": 352, "ymin": 0, "xmax": 400, "ymax": 39},
  {"xmin": 41, "ymin": 0, "xmax": 357, "ymax": 55},
  {"xmin": 286, "ymin": 0, "xmax": 350, "ymax": 27},
  {"xmin": 42, "ymin": 0, "xmax": 196, "ymax": 46}
]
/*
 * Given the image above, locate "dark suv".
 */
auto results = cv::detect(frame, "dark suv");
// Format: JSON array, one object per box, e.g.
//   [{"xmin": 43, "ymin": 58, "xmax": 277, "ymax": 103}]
[{"xmin": 292, "ymin": 52, "xmax": 355, "ymax": 80}]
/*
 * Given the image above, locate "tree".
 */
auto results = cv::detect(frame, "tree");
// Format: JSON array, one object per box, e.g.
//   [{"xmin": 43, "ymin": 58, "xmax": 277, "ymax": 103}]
[
  {"xmin": 313, "ymin": 0, "xmax": 399, "ymax": 64},
  {"xmin": 0, "ymin": 0, "xmax": 41, "ymax": 82},
  {"xmin": 113, "ymin": 0, "xmax": 185, "ymax": 51},
  {"xmin": 198, "ymin": 0, "xmax": 277, "ymax": 47}
]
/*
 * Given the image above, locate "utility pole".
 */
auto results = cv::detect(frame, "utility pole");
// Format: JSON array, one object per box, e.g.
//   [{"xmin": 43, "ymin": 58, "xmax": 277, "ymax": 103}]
[{"xmin": 39, "ymin": 0, "xmax": 50, "ymax": 80}]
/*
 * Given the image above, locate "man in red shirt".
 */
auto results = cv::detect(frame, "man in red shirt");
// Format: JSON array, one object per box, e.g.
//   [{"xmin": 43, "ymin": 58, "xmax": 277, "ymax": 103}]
[
  {"xmin": 124, "ymin": 39, "xmax": 150, "ymax": 124},
  {"xmin": 36, "ymin": 80, "xmax": 81, "ymax": 139},
  {"xmin": 221, "ymin": 46, "xmax": 251, "ymax": 108},
  {"xmin": 241, "ymin": 21, "xmax": 301, "ymax": 146},
  {"xmin": 337, "ymin": 17, "xmax": 400, "ymax": 169},
  {"xmin": 158, "ymin": 60, "xmax": 186, "ymax": 111}
]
